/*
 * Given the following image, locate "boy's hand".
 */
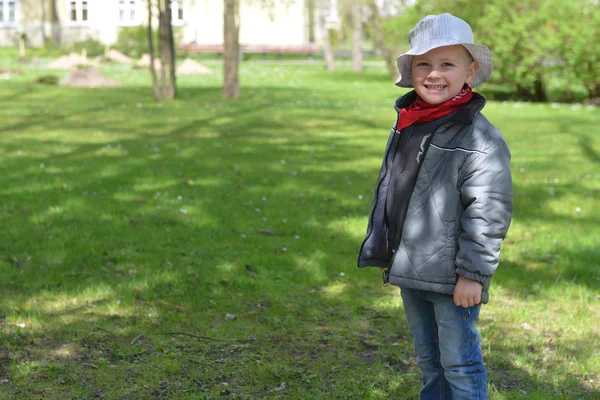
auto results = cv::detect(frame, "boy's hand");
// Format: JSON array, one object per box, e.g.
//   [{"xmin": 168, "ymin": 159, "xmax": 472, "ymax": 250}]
[{"xmin": 453, "ymin": 275, "xmax": 483, "ymax": 308}]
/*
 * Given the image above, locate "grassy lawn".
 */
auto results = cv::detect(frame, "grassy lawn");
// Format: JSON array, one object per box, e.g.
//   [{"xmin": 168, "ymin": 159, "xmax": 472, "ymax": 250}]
[{"xmin": 0, "ymin": 55, "xmax": 599, "ymax": 399}]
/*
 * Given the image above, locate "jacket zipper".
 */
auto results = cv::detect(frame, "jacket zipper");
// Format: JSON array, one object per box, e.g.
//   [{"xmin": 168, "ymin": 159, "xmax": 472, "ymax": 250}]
[
  {"xmin": 383, "ymin": 126, "xmax": 435, "ymax": 286},
  {"xmin": 357, "ymin": 120, "xmax": 401, "ymax": 269}
]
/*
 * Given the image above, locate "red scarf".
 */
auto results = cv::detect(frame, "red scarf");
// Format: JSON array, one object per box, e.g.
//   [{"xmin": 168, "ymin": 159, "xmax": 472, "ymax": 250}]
[{"xmin": 397, "ymin": 85, "xmax": 473, "ymax": 131}]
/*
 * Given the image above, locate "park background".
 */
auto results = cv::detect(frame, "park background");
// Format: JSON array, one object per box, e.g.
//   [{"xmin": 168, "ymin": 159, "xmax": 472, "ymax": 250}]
[{"xmin": 0, "ymin": 0, "xmax": 599, "ymax": 398}]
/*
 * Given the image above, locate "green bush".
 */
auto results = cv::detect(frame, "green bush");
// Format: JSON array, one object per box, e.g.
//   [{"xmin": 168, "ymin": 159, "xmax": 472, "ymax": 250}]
[
  {"xmin": 380, "ymin": 13, "xmax": 419, "ymax": 80},
  {"xmin": 33, "ymin": 75, "xmax": 59, "ymax": 85},
  {"xmin": 71, "ymin": 38, "xmax": 105, "ymax": 57},
  {"xmin": 113, "ymin": 26, "xmax": 156, "ymax": 58},
  {"xmin": 396, "ymin": 0, "xmax": 600, "ymax": 103},
  {"xmin": 113, "ymin": 26, "xmax": 184, "ymax": 59},
  {"xmin": 36, "ymin": 40, "xmax": 68, "ymax": 57}
]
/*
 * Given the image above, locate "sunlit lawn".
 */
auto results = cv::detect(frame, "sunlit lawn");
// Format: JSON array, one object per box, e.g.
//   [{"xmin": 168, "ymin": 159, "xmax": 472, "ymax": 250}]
[{"xmin": 0, "ymin": 55, "xmax": 599, "ymax": 399}]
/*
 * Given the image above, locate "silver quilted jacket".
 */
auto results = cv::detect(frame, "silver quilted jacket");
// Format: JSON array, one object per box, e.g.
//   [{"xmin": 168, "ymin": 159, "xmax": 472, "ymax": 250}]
[{"xmin": 358, "ymin": 92, "xmax": 513, "ymax": 303}]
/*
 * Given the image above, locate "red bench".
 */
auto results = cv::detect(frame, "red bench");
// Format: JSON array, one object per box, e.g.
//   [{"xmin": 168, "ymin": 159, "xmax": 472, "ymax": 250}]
[
  {"xmin": 179, "ymin": 43, "xmax": 224, "ymax": 54},
  {"xmin": 179, "ymin": 43, "xmax": 319, "ymax": 57}
]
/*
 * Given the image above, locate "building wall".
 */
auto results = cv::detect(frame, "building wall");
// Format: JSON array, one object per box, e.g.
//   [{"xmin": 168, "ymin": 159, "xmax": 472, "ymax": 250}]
[
  {"xmin": 0, "ymin": 0, "xmax": 311, "ymax": 48},
  {"xmin": 186, "ymin": 0, "xmax": 308, "ymax": 45},
  {"xmin": 53, "ymin": 0, "xmax": 120, "ymax": 44},
  {"xmin": 0, "ymin": 0, "xmax": 118, "ymax": 46}
]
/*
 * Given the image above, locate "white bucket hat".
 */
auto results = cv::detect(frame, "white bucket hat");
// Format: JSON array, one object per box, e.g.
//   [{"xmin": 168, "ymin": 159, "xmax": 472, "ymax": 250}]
[{"xmin": 395, "ymin": 13, "xmax": 492, "ymax": 88}]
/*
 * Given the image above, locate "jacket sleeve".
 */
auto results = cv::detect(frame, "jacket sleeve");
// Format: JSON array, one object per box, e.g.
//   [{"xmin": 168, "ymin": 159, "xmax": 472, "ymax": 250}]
[
  {"xmin": 357, "ymin": 128, "xmax": 397, "ymax": 268},
  {"xmin": 455, "ymin": 140, "xmax": 513, "ymax": 290}
]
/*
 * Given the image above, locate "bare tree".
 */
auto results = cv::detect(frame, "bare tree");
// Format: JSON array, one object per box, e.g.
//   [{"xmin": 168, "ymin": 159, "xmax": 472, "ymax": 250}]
[
  {"xmin": 50, "ymin": 0, "xmax": 61, "ymax": 44},
  {"xmin": 147, "ymin": 0, "xmax": 177, "ymax": 101},
  {"xmin": 307, "ymin": 0, "xmax": 316, "ymax": 43},
  {"xmin": 40, "ymin": 0, "xmax": 47, "ymax": 44},
  {"xmin": 351, "ymin": 0, "xmax": 363, "ymax": 71},
  {"xmin": 15, "ymin": 32, "xmax": 26, "ymax": 57},
  {"xmin": 366, "ymin": 0, "xmax": 402, "ymax": 79},
  {"xmin": 223, "ymin": 0, "xmax": 240, "ymax": 99},
  {"xmin": 318, "ymin": 0, "xmax": 338, "ymax": 71}
]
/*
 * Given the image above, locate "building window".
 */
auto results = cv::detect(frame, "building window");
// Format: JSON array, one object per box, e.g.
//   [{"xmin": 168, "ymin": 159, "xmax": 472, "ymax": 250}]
[
  {"xmin": 0, "ymin": 0, "xmax": 18, "ymax": 26},
  {"xmin": 171, "ymin": 0, "xmax": 184, "ymax": 25},
  {"xmin": 69, "ymin": 0, "xmax": 89, "ymax": 23},
  {"xmin": 119, "ymin": 0, "xmax": 139, "ymax": 25}
]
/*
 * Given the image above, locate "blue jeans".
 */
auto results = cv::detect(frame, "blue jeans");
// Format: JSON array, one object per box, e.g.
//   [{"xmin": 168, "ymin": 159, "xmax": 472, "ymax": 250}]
[{"xmin": 400, "ymin": 288, "xmax": 487, "ymax": 400}]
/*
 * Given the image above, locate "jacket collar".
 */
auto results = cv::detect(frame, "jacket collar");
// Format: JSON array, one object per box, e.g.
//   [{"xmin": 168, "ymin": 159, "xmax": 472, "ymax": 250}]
[{"xmin": 394, "ymin": 90, "xmax": 487, "ymax": 125}]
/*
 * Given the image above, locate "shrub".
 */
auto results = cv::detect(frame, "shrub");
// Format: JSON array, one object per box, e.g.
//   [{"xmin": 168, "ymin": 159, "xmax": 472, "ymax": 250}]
[
  {"xmin": 401, "ymin": 0, "xmax": 600, "ymax": 103},
  {"xmin": 381, "ymin": 13, "xmax": 418, "ymax": 80},
  {"xmin": 34, "ymin": 75, "xmax": 59, "ymax": 85},
  {"xmin": 113, "ymin": 26, "xmax": 156, "ymax": 58},
  {"xmin": 71, "ymin": 38, "xmax": 105, "ymax": 57},
  {"xmin": 113, "ymin": 26, "xmax": 184, "ymax": 59}
]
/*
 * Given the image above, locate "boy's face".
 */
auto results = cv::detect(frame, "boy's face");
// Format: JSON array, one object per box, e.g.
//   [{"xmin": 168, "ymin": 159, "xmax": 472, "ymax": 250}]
[{"xmin": 411, "ymin": 45, "xmax": 479, "ymax": 105}]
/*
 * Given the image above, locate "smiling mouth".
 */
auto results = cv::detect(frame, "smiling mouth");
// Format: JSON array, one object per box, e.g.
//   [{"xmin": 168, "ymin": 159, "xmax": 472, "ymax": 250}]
[{"xmin": 425, "ymin": 85, "xmax": 446, "ymax": 91}]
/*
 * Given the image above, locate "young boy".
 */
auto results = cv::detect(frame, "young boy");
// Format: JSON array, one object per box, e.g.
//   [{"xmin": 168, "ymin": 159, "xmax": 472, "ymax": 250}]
[{"xmin": 357, "ymin": 13, "xmax": 513, "ymax": 399}]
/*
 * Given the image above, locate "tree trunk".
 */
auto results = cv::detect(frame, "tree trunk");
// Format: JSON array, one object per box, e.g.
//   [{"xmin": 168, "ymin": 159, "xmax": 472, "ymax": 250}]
[
  {"xmin": 323, "ymin": 28, "xmax": 335, "ymax": 71},
  {"xmin": 532, "ymin": 76, "xmax": 547, "ymax": 102},
  {"xmin": 50, "ymin": 0, "xmax": 61, "ymax": 44},
  {"xmin": 148, "ymin": 0, "xmax": 176, "ymax": 101},
  {"xmin": 583, "ymin": 64, "xmax": 600, "ymax": 100},
  {"xmin": 588, "ymin": 83, "xmax": 600, "ymax": 100},
  {"xmin": 320, "ymin": 7, "xmax": 335, "ymax": 72},
  {"xmin": 41, "ymin": 0, "xmax": 47, "ymax": 44},
  {"xmin": 367, "ymin": 0, "xmax": 397, "ymax": 80},
  {"xmin": 382, "ymin": 48, "xmax": 397, "ymax": 80},
  {"xmin": 368, "ymin": 2, "xmax": 383, "ymax": 57},
  {"xmin": 351, "ymin": 1, "xmax": 363, "ymax": 72},
  {"xmin": 159, "ymin": 0, "xmax": 176, "ymax": 99},
  {"xmin": 223, "ymin": 0, "xmax": 240, "ymax": 100},
  {"xmin": 307, "ymin": 0, "xmax": 315, "ymax": 43},
  {"xmin": 516, "ymin": 75, "xmax": 548, "ymax": 103},
  {"xmin": 148, "ymin": 1, "xmax": 160, "ymax": 98},
  {"xmin": 18, "ymin": 36, "xmax": 26, "ymax": 57}
]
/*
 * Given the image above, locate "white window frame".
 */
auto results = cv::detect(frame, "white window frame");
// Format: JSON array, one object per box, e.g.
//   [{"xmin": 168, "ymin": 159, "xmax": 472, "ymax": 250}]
[
  {"xmin": 118, "ymin": 0, "xmax": 140, "ymax": 26},
  {"xmin": 67, "ymin": 0, "xmax": 90, "ymax": 25},
  {"xmin": 170, "ymin": 0, "xmax": 185, "ymax": 26},
  {"xmin": 0, "ymin": 0, "xmax": 19, "ymax": 27}
]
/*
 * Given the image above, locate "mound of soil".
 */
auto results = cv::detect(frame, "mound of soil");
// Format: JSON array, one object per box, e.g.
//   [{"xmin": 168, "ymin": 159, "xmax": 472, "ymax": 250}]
[
  {"xmin": 60, "ymin": 67, "xmax": 121, "ymax": 88},
  {"xmin": 105, "ymin": 49, "xmax": 133, "ymax": 64},
  {"xmin": 134, "ymin": 54, "xmax": 162, "ymax": 69},
  {"xmin": 0, "ymin": 67, "xmax": 25, "ymax": 80},
  {"xmin": 176, "ymin": 58, "xmax": 212, "ymax": 75},
  {"xmin": 47, "ymin": 53, "xmax": 89, "ymax": 69}
]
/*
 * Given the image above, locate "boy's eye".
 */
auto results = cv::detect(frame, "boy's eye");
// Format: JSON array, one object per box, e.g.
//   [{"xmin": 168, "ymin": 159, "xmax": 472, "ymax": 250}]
[
  {"xmin": 442, "ymin": 62, "xmax": 455, "ymax": 67},
  {"xmin": 416, "ymin": 62, "xmax": 429, "ymax": 67}
]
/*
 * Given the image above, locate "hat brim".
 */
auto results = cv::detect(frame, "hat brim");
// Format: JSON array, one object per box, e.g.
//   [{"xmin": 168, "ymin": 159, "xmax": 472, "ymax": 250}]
[{"xmin": 395, "ymin": 42, "xmax": 492, "ymax": 88}]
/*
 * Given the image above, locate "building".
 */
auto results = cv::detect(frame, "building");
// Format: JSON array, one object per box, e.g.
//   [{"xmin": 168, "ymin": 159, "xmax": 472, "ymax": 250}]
[{"xmin": 0, "ymin": 0, "xmax": 312, "ymax": 48}]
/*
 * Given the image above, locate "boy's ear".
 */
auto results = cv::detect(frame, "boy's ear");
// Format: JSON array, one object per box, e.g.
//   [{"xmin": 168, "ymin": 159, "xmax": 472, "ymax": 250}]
[{"xmin": 465, "ymin": 61, "xmax": 479, "ymax": 85}]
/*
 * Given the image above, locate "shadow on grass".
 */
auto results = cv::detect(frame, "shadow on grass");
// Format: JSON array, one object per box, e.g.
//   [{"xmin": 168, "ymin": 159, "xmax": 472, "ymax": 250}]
[
  {"xmin": 0, "ymin": 83, "xmax": 598, "ymax": 398},
  {"xmin": 577, "ymin": 134, "xmax": 600, "ymax": 164}
]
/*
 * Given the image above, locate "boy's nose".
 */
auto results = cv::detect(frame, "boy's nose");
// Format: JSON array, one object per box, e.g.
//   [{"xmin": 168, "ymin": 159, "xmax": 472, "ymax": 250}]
[{"xmin": 427, "ymin": 69, "xmax": 442, "ymax": 79}]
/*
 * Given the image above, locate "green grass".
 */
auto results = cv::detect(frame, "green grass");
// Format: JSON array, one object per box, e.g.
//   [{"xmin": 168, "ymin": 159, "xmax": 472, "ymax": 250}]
[{"xmin": 0, "ymin": 56, "xmax": 598, "ymax": 399}]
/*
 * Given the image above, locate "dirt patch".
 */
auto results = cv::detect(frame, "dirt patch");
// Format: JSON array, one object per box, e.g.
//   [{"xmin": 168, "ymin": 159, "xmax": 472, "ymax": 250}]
[
  {"xmin": 584, "ymin": 97, "xmax": 600, "ymax": 106},
  {"xmin": 358, "ymin": 350, "xmax": 377, "ymax": 365},
  {"xmin": 176, "ymin": 58, "xmax": 212, "ymax": 75},
  {"xmin": 60, "ymin": 67, "xmax": 121, "ymax": 88},
  {"xmin": 0, "ymin": 67, "xmax": 24, "ymax": 80},
  {"xmin": 134, "ymin": 54, "xmax": 162, "ymax": 70},
  {"xmin": 105, "ymin": 49, "xmax": 133, "ymax": 64},
  {"xmin": 47, "ymin": 52, "xmax": 90, "ymax": 70}
]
